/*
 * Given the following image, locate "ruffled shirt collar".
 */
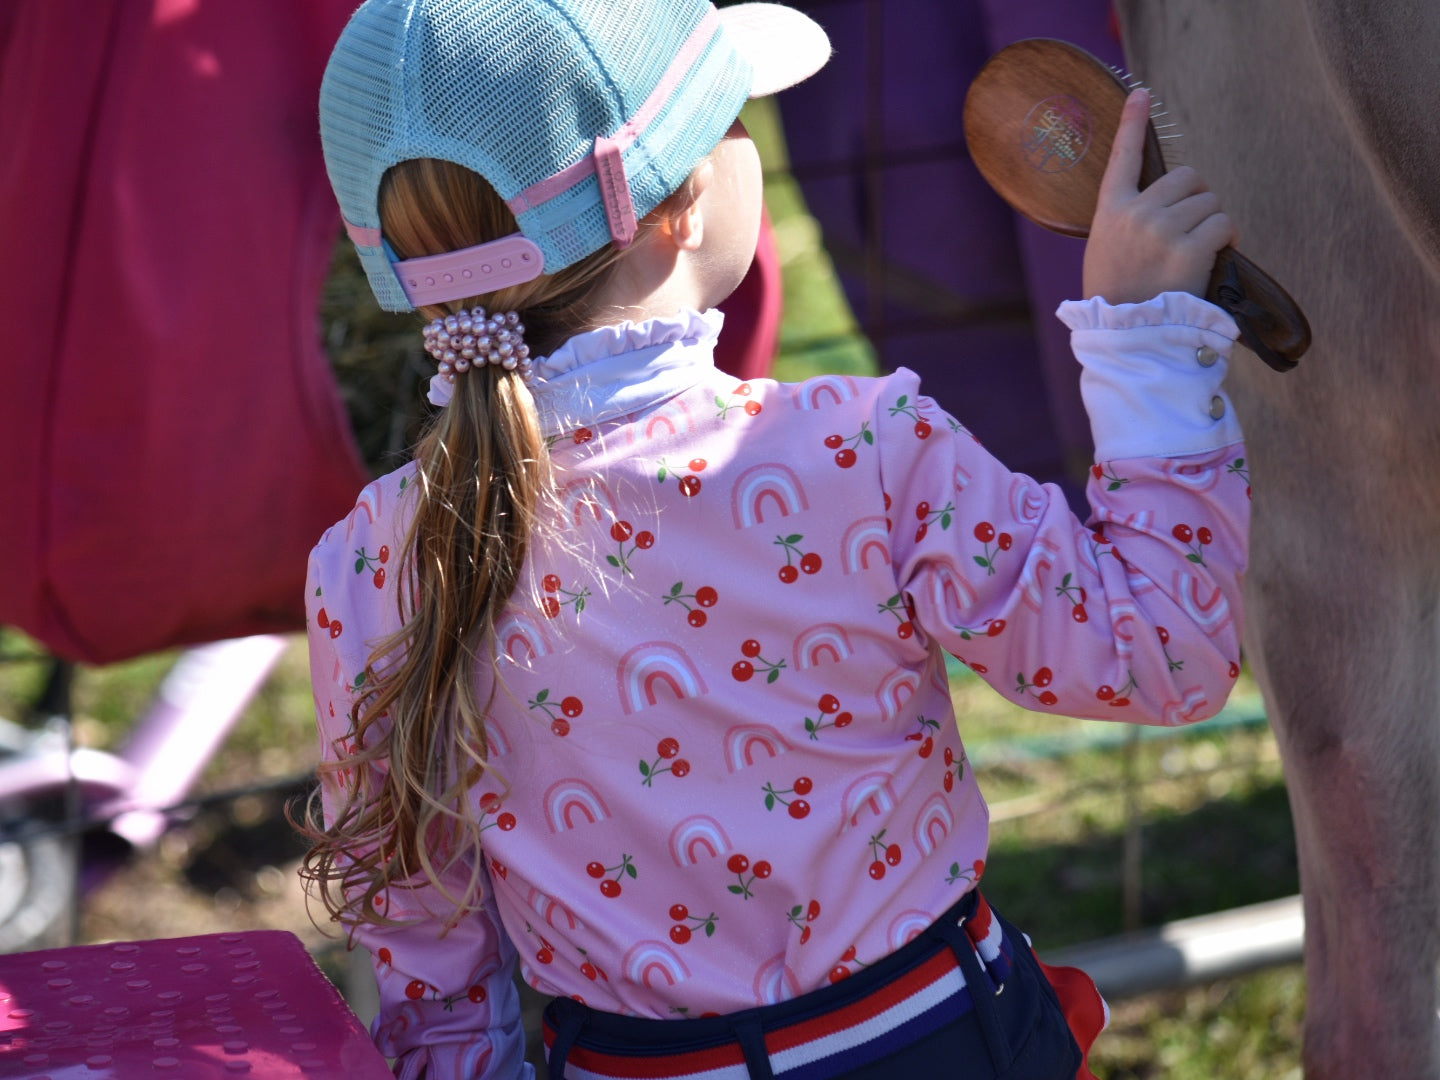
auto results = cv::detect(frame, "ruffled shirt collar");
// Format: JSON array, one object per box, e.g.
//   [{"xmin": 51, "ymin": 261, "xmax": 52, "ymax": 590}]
[{"xmin": 530, "ymin": 308, "xmax": 724, "ymax": 436}]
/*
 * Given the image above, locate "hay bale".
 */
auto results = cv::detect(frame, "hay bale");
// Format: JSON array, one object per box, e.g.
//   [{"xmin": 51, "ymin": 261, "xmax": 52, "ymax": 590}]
[{"xmin": 320, "ymin": 241, "xmax": 433, "ymax": 478}]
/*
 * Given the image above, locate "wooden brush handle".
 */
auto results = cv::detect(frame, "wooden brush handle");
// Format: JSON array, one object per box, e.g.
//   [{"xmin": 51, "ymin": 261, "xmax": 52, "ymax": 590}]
[{"xmin": 1207, "ymin": 249, "xmax": 1307, "ymax": 372}]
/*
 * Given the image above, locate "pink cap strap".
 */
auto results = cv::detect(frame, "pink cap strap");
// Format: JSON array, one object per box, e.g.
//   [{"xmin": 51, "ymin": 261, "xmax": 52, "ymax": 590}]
[
  {"xmin": 506, "ymin": 5, "xmax": 722, "ymax": 238},
  {"xmin": 593, "ymin": 135, "xmax": 638, "ymax": 247},
  {"xmin": 393, "ymin": 234, "xmax": 545, "ymax": 306},
  {"xmin": 345, "ymin": 220, "xmax": 384, "ymax": 248}
]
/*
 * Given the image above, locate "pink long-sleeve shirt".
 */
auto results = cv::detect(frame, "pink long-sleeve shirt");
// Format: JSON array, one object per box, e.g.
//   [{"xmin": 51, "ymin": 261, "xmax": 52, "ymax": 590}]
[{"xmin": 306, "ymin": 293, "xmax": 1249, "ymax": 1079}]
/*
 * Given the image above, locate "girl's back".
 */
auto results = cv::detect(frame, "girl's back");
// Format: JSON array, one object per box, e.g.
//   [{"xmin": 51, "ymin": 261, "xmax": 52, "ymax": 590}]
[{"xmin": 308, "ymin": 300, "xmax": 1246, "ymax": 1019}]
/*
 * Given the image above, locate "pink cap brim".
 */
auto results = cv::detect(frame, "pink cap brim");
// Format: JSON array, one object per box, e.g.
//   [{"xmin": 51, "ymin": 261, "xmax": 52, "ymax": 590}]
[{"xmin": 720, "ymin": 3, "xmax": 832, "ymax": 98}]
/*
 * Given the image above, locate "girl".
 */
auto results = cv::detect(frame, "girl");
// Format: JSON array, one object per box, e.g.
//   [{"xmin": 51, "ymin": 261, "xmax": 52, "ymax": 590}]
[{"xmin": 302, "ymin": 1, "xmax": 1247, "ymax": 1077}]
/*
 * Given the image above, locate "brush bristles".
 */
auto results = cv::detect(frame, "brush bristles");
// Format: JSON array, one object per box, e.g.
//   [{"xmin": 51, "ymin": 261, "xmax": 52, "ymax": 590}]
[
  {"xmin": 1110, "ymin": 66, "xmax": 1174, "ymax": 117},
  {"xmin": 1106, "ymin": 62, "xmax": 1188, "ymax": 164}
]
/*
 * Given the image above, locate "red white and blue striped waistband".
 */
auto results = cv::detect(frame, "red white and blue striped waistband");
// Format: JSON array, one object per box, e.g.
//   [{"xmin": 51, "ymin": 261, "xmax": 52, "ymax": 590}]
[{"xmin": 544, "ymin": 894, "xmax": 1012, "ymax": 1080}]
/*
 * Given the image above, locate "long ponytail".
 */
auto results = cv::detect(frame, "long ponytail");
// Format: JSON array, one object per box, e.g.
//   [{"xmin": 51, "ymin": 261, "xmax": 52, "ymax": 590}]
[{"xmin": 299, "ymin": 157, "xmax": 681, "ymax": 929}]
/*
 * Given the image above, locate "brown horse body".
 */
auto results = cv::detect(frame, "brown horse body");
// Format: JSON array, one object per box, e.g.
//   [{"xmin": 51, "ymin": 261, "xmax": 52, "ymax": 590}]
[{"xmin": 1117, "ymin": 2, "xmax": 1440, "ymax": 1075}]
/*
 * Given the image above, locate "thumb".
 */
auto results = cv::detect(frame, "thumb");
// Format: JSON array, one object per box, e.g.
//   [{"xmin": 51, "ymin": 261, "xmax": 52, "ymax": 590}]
[{"xmin": 1097, "ymin": 88, "xmax": 1150, "ymax": 204}]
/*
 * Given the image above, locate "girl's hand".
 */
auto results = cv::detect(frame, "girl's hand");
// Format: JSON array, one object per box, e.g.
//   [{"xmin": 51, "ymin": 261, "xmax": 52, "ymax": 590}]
[{"xmin": 1082, "ymin": 89, "xmax": 1239, "ymax": 304}]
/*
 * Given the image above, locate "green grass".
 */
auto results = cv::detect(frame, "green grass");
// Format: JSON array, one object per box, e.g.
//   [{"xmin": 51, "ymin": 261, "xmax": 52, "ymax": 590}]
[{"xmin": 1097, "ymin": 967, "xmax": 1305, "ymax": 1079}]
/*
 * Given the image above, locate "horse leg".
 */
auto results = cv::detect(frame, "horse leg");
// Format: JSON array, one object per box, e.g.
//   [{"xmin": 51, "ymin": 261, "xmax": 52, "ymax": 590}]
[{"xmin": 1245, "ymin": 534, "xmax": 1440, "ymax": 1078}]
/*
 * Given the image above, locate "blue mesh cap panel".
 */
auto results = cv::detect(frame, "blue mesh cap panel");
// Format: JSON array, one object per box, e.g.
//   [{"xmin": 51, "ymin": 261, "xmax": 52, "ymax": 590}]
[
  {"xmin": 319, "ymin": 0, "xmax": 412, "ymax": 233},
  {"xmin": 319, "ymin": 0, "xmax": 754, "ymax": 310},
  {"xmin": 407, "ymin": 0, "xmax": 623, "ymax": 198}
]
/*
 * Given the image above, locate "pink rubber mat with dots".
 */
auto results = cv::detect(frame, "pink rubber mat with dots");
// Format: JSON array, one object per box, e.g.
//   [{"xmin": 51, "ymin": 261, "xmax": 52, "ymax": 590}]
[{"xmin": 0, "ymin": 930, "xmax": 390, "ymax": 1078}]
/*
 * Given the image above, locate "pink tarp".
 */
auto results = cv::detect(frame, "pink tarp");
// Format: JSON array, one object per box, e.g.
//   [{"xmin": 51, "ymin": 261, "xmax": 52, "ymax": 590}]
[{"xmin": 0, "ymin": 0, "xmax": 370, "ymax": 663}]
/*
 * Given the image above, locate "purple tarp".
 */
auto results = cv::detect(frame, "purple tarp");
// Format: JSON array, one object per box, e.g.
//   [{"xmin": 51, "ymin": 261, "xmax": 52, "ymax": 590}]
[{"xmin": 779, "ymin": 0, "xmax": 1125, "ymax": 507}]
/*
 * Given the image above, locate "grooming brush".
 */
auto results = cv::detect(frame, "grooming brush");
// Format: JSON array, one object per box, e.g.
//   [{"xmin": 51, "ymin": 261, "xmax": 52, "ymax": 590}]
[{"xmin": 963, "ymin": 38, "xmax": 1309, "ymax": 372}]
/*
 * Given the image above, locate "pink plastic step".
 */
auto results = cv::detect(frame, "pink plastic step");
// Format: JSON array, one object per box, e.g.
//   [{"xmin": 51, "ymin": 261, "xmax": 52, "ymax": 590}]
[{"xmin": 0, "ymin": 930, "xmax": 390, "ymax": 1077}]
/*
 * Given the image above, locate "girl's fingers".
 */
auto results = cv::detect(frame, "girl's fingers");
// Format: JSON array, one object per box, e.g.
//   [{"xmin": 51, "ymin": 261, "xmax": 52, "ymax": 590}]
[
  {"xmin": 1140, "ymin": 165, "xmax": 1210, "ymax": 207},
  {"xmin": 1097, "ymin": 89, "xmax": 1151, "ymax": 203},
  {"xmin": 1188, "ymin": 211, "xmax": 1239, "ymax": 254},
  {"xmin": 1166, "ymin": 191, "xmax": 1225, "ymax": 235}
]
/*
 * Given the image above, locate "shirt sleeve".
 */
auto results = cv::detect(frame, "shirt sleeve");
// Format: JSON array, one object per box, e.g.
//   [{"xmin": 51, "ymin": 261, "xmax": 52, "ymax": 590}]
[
  {"xmin": 878, "ymin": 291, "xmax": 1250, "ymax": 725},
  {"xmin": 305, "ymin": 524, "xmax": 533, "ymax": 1080}
]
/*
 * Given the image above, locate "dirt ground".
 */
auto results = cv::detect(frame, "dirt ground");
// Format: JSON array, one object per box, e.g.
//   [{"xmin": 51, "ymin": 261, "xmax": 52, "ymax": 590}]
[{"xmin": 75, "ymin": 782, "xmax": 361, "ymax": 996}]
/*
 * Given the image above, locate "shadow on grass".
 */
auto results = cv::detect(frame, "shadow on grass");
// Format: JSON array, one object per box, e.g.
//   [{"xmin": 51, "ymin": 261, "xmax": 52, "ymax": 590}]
[{"xmin": 981, "ymin": 780, "xmax": 1298, "ymax": 950}]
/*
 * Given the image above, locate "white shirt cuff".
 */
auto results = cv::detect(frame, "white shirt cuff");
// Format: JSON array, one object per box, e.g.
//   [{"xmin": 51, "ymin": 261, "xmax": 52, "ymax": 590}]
[{"xmin": 1056, "ymin": 291, "xmax": 1244, "ymax": 460}]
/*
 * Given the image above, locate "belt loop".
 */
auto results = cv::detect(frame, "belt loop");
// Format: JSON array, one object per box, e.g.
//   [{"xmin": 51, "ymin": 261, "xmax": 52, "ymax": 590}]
[
  {"xmin": 735, "ymin": 1016, "xmax": 776, "ymax": 1080},
  {"xmin": 932, "ymin": 908, "xmax": 1014, "ymax": 1075},
  {"xmin": 545, "ymin": 999, "xmax": 587, "ymax": 1080}
]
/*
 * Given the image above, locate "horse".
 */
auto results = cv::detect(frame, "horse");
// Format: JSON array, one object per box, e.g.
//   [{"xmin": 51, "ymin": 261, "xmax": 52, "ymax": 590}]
[{"xmin": 1117, "ymin": 2, "xmax": 1440, "ymax": 1075}]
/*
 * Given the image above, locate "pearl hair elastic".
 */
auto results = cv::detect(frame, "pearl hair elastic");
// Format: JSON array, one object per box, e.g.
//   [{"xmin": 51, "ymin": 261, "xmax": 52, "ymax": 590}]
[{"xmin": 421, "ymin": 307, "xmax": 533, "ymax": 406}]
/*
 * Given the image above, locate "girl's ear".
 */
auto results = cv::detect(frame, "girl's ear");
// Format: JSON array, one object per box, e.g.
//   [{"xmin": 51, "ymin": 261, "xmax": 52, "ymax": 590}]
[{"xmin": 664, "ymin": 158, "xmax": 714, "ymax": 252}]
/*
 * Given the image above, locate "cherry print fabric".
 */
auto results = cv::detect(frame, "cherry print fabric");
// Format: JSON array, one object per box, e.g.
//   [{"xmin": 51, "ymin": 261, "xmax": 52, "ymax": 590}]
[{"xmin": 306, "ymin": 293, "xmax": 1248, "ymax": 1078}]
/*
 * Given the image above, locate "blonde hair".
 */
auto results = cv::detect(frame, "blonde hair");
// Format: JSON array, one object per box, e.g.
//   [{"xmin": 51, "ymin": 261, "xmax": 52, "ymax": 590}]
[{"xmin": 298, "ymin": 158, "xmax": 691, "ymax": 930}]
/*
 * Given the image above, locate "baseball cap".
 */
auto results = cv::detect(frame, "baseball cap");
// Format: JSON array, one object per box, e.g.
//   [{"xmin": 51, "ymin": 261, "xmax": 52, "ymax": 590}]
[{"xmin": 319, "ymin": 0, "xmax": 831, "ymax": 312}]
